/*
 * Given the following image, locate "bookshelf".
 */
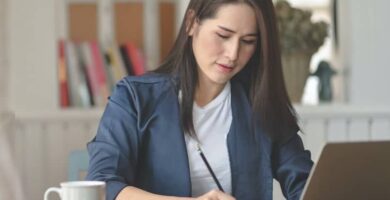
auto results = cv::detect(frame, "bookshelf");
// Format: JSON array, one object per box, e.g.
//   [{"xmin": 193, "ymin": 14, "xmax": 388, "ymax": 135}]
[
  {"xmin": 6, "ymin": 0, "xmax": 188, "ymax": 112},
  {"xmin": 56, "ymin": 0, "xmax": 183, "ymax": 108}
]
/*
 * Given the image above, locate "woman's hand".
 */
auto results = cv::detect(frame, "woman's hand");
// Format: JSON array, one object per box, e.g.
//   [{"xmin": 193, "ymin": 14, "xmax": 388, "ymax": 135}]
[
  {"xmin": 195, "ymin": 189, "xmax": 235, "ymax": 200},
  {"xmin": 116, "ymin": 186, "xmax": 234, "ymax": 200}
]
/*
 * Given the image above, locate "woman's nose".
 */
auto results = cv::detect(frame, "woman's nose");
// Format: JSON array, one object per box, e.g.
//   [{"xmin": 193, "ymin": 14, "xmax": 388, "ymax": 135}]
[{"xmin": 225, "ymin": 40, "xmax": 240, "ymax": 62}]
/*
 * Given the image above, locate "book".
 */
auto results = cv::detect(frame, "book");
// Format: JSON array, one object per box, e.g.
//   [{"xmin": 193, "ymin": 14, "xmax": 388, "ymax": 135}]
[
  {"xmin": 124, "ymin": 43, "xmax": 146, "ymax": 75},
  {"xmin": 119, "ymin": 45, "xmax": 135, "ymax": 76},
  {"xmin": 90, "ymin": 41, "xmax": 110, "ymax": 106},
  {"xmin": 103, "ymin": 52, "xmax": 116, "ymax": 91},
  {"xmin": 80, "ymin": 42, "xmax": 102, "ymax": 107},
  {"xmin": 58, "ymin": 40, "xmax": 70, "ymax": 108},
  {"xmin": 106, "ymin": 43, "xmax": 127, "ymax": 83},
  {"xmin": 65, "ymin": 41, "xmax": 91, "ymax": 107},
  {"xmin": 75, "ymin": 43, "xmax": 94, "ymax": 106}
]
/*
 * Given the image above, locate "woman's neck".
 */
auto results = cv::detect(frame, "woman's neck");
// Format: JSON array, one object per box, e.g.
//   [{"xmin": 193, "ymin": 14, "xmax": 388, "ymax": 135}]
[{"xmin": 195, "ymin": 80, "xmax": 226, "ymax": 107}]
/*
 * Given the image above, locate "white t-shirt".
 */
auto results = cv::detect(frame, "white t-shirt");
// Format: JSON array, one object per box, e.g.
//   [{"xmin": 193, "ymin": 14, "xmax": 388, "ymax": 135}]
[{"xmin": 184, "ymin": 82, "xmax": 233, "ymax": 197}]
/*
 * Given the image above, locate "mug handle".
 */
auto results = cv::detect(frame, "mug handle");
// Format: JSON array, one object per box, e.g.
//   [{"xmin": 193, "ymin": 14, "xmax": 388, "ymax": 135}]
[{"xmin": 44, "ymin": 187, "xmax": 62, "ymax": 200}]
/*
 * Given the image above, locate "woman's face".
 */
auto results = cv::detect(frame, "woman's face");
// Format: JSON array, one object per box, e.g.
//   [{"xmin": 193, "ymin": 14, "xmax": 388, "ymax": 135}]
[{"xmin": 189, "ymin": 3, "xmax": 258, "ymax": 87}]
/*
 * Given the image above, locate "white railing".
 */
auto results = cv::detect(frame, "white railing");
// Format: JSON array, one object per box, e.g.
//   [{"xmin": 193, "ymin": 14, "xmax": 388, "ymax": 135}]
[
  {"xmin": 8, "ymin": 109, "xmax": 102, "ymax": 200},
  {"xmin": 3, "ymin": 105, "xmax": 390, "ymax": 200},
  {"xmin": 296, "ymin": 105, "xmax": 390, "ymax": 161},
  {"xmin": 0, "ymin": 111, "xmax": 24, "ymax": 200}
]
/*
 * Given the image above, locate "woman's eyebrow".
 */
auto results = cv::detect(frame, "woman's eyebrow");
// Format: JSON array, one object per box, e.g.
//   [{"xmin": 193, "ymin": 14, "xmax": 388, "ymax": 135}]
[{"xmin": 217, "ymin": 25, "xmax": 258, "ymax": 37}]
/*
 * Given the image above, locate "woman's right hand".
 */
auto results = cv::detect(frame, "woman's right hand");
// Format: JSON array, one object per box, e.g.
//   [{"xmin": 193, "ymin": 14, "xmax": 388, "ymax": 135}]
[{"xmin": 195, "ymin": 189, "xmax": 236, "ymax": 200}]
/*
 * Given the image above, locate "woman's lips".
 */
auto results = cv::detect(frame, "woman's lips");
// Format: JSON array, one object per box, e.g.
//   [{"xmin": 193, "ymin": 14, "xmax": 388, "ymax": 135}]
[{"xmin": 217, "ymin": 64, "xmax": 233, "ymax": 73}]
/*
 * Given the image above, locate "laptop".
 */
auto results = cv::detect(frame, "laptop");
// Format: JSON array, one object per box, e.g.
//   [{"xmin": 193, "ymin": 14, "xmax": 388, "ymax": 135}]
[{"xmin": 300, "ymin": 141, "xmax": 390, "ymax": 200}]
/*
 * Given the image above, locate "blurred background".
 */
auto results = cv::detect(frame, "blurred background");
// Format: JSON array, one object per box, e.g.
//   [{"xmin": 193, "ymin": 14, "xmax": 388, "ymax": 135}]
[{"xmin": 1, "ymin": 0, "xmax": 389, "ymax": 199}]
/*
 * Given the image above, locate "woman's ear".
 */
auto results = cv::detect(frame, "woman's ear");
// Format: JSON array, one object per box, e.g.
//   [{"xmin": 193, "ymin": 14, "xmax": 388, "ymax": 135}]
[{"xmin": 186, "ymin": 9, "xmax": 198, "ymax": 36}]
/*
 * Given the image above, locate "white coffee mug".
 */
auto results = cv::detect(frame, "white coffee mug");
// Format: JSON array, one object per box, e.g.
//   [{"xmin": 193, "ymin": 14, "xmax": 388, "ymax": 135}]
[{"xmin": 44, "ymin": 181, "xmax": 105, "ymax": 200}]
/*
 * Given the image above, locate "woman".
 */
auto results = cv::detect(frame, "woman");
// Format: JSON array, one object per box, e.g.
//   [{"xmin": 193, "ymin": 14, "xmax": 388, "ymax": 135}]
[{"xmin": 86, "ymin": 0, "xmax": 313, "ymax": 199}]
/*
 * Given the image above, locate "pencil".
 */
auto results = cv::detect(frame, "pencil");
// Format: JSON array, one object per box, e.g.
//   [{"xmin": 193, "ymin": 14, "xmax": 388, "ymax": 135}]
[{"xmin": 197, "ymin": 144, "xmax": 225, "ymax": 192}]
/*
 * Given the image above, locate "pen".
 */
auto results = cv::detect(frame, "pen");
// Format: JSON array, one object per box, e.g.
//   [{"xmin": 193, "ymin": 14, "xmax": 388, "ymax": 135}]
[{"xmin": 197, "ymin": 143, "xmax": 225, "ymax": 192}]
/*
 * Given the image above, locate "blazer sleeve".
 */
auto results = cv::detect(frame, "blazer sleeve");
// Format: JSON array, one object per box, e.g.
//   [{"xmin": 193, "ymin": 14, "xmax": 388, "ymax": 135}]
[
  {"xmin": 86, "ymin": 80, "xmax": 140, "ymax": 200},
  {"xmin": 273, "ymin": 133, "xmax": 313, "ymax": 200}
]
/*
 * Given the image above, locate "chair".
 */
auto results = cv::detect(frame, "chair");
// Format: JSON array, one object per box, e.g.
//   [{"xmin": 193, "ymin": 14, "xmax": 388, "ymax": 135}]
[{"xmin": 68, "ymin": 150, "xmax": 89, "ymax": 181}]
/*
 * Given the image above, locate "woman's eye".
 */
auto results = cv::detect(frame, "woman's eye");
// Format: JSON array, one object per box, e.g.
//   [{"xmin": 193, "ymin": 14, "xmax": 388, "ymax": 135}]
[
  {"xmin": 217, "ymin": 33, "xmax": 229, "ymax": 39},
  {"xmin": 241, "ymin": 39, "xmax": 256, "ymax": 45}
]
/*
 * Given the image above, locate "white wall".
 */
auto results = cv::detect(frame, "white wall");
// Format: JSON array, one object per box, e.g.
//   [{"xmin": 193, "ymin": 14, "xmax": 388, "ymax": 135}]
[
  {"xmin": 176, "ymin": 0, "xmax": 189, "ymax": 33},
  {"xmin": 0, "ymin": 0, "xmax": 8, "ymax": 110},
  {"xmin": 339, "ymin": 0, "xmax": 390, "ymax": 105},
  {"xmin": 7, "ymin": 0, "xmax": 58, "ymax": 112},
  {"xmin": 144, "ymin": 0, "xmax": 160, "ymax": 70}
]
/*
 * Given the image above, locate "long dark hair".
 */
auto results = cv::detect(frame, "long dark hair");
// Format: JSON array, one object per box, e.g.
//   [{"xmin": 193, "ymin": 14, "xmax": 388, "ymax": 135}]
[{"xmin": 154, "ymin": 0, "xmax": 299, "ymax": 141}]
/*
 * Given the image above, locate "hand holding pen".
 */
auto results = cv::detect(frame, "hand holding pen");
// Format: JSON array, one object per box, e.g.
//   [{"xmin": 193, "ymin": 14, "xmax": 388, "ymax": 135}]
[{"xmin": 195, "ymin": 189, "xmax": 235, "ymax": 200}]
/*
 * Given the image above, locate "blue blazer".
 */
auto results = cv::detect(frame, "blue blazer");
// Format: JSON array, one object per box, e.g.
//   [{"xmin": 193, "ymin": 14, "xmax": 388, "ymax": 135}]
[{"xmin": 86, "ymin": 73, "xmax": 313, "ymax": 200}]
